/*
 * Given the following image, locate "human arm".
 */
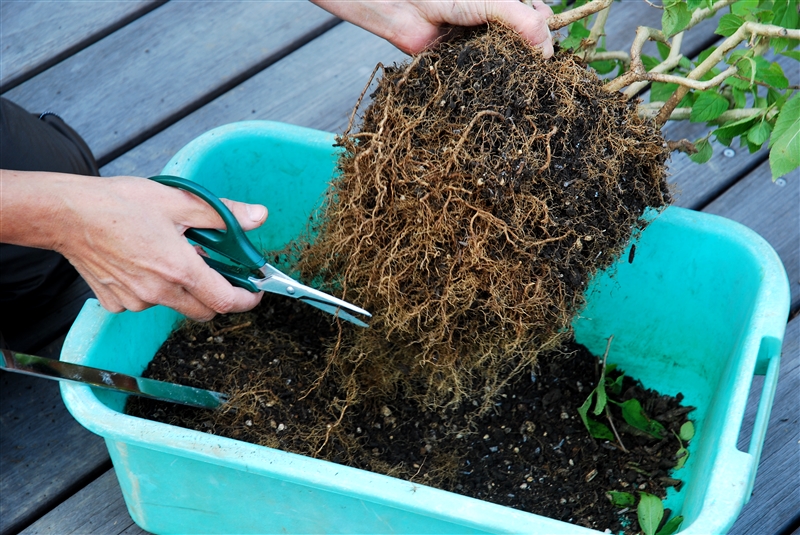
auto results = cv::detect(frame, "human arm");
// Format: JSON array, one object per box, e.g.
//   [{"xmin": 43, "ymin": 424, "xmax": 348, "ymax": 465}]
[
  {"xmin": 310, "ymin": 0, "xmax": 554, "ymax": 58},
  {"xmin": 0, "ymin": 170, "xmax": 267, "ymax": 321}
]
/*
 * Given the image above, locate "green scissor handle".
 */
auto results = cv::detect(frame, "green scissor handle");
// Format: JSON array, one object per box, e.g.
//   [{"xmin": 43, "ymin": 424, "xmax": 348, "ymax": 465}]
[{"xmin": 148, "ymin": 175, "xmax": 265, "ymax": 292}]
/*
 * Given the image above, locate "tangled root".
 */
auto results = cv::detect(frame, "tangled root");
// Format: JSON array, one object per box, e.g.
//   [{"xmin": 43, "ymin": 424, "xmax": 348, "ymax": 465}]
[{"xmin": 298, "ymin": 24, "xmax": 671, "ymax": 412}]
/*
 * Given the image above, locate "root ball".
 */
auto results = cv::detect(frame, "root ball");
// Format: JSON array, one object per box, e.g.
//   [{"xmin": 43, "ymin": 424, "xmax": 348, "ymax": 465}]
[{"xmin": 300, "ymin": 24, "xmax": 671, "ymax": 411}]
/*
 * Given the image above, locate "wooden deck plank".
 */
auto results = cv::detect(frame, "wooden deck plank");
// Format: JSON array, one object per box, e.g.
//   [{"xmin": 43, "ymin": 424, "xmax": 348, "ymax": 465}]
[
  {"xmin": 0, "ymin": 373, "xmax": 108, "ymax": 535},
  {"xmin": 102, "ymin": 22, "xmax": 407, "ymax": 178},
  {"xmin": 18, "ymin": 469, "xmax": 148, "ymax": 535},
  {"xmin": 730, "ymin": 315, "xmax": 800, "ymax": 535},
  {"xmin": 2, "ymin": 1, "xmax": 338, "ymax": 164},
  {"xmin": 703, "ymin": 161, "xmax": 800, "ymax": 310},
  {"xmin": 0, "ymin": 0, "xmax": 161, "ymax": 92}
]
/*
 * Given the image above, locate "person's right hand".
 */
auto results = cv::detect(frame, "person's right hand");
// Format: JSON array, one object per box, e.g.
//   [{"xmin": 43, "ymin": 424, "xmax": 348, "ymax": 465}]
[
  {"xmin": 311, "ymin": 0, "xmax": 554, "ymax": 58},
  {"xmin": 1, "ymin": 171, "xmax": 267, "ymax": 321}
]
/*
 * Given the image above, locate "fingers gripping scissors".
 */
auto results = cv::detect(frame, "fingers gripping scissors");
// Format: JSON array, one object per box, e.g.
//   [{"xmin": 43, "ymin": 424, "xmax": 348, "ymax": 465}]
[{"xmin": 149, "ymin": 175, "xmax": 371, "ymax": 327}]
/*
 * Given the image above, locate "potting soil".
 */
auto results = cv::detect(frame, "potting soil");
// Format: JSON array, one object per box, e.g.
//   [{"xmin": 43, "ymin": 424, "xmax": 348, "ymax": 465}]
[{"xmin": 127, "ymin": 295, "xmax": 693, "ymax": 534}]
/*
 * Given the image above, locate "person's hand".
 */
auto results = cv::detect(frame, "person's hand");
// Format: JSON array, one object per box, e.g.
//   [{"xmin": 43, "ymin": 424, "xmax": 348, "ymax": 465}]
[
  {"xmin": 311, "ymin": 0, "xmax": 554, "ymax": 58},
  {"xmin": 1, "ymin": 171, "xmax": 267, "ymax": 321}
]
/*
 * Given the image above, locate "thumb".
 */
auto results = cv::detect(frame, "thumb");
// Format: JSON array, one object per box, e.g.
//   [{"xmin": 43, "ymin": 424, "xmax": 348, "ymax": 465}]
[{"xmin": 221, "ymin": 198, "xmax": 268, "ymax": 231}]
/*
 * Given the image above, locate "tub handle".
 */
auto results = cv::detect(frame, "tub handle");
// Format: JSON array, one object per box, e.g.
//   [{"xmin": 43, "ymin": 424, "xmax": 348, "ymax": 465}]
[{"xmin": 743, "ymin": 336, "xmax": 782, "ymax": 499}]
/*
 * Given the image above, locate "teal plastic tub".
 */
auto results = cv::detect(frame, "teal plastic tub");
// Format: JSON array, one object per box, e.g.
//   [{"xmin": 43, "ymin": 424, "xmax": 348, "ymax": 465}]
[{"xmin": 60, "ymin": 121, "xmax": 791, "ymax": 534}]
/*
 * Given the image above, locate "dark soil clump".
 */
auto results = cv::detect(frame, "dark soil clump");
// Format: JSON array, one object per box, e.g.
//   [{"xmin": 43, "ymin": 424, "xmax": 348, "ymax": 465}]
[
  {"xmin": 127, "ymin": 295, "xmax": 693, "ymax": 533},
  {"xmin": 297, "ymin": 24, "xmax": 671, "ymax": 412}
]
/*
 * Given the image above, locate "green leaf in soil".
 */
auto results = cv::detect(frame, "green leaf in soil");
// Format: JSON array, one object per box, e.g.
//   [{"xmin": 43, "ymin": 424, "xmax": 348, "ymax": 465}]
[
  {"xmin": 608, "ymin": 373, "xmax": 625, "ymax": 396},
  {"xmin": 617, "ymin": 398, "xmax": 665, "ymax": 439},
  {"xmin": 689, "ymin": 137, "xmax": 713, "ymax": 164},
  {"xmin": 594, "ymin": 378, "xmax": 607, "ymax": 416},
  {"xmin": 679, "ymin": 421, "xmax": 696, "ymax": 442},
  {"xmin": 716, "ymin": 14, "xmax": 745, "ymax": 37},
  {"xmin": 656, "ymin": 515, "xmax": 685, "ymax": 535},
  {"xmin": 690, "ymin": 91, "xmax": 729, "ymax": 123},
  {"xmin": 747, "ymin": 120, "xmax": 772, "ymax": 147},
  {"xmin": 675, "ymin": 446, "xmax": 690, "ymax": 469},
  {"xmin": 638, "ymin": 492, "xmax": 665, "ymax": 535},
  {"xmin": 769, "ymin": 93, "xmax": 800, "ymax": 179},
  {"xmin": 662, "ymin": 2, "xmax": 691, "ymax": 37},
  {"xmin": 578, "ymin": 392, "xmax": 615, "ymax": 440},
  {"xmin": 608, "ymin": 490, "xmax": 636, "ymax": 507}
]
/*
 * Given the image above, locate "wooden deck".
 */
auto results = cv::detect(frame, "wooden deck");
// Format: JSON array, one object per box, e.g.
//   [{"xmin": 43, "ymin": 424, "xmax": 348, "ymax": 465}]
[{"xmin": 1, "ymin": 2, "xmax": 797, "ymax": 534}]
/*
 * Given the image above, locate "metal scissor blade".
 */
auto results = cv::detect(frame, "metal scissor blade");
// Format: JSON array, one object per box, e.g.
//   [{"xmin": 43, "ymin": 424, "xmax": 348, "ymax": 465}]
[
  {"xmin": 253, "ymin": 265, "xmax": 371, "ymax": 327},
  {"xmin": 1, "ymin": 349, "xmax": 228, "ymax": 409},
  {"xmin": 298, "ymin": 296, "xmax": 370, "ymax": 328}
]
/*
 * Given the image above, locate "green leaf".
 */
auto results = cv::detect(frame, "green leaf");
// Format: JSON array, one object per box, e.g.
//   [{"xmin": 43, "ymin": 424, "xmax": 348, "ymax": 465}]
[
  {"xmin": 690, "ymin": 91, "xmax": 729, "ymax": 123},
  {"xmin": 769, "ymin": 93, "xmax": 800, "ymax": 179},
  {"xmin": 651, "ymin": 82, "xmax": 679, "ymax": 103},
  {"xmin": 747, "ymin": 120, "xmax": 772, "ymax": 146},
  {"xmin": 675, "ymin": 446, "xmax": 689, "ymax": 469},
  {"xmin": 617, "ymin": 398, "xmax": 666, "ymax": 439},
  {"xmin": 716, "ymin": 14, "xmax": 745, "ymax": 37},
  {"xmin": 697, "ymin": 46, "xmax": 718, "ymax": 65},
  {"xmin": 757, "ymin": 63, "xmax": 789, "ymax": 89},
  {"xmin": 714, "ymin": 115, "xmax": 760, "ymax": 146},
  {"xmin": 594, "ymin": 369, "xmax": 608, "ymax": 416},
  {"xmin": 642, "ymin": 54, "xmax": 661, "ymax": 71},
  {"xmin": 608, "ymin": 374, "xmax": 625, "ymax": 396},
  {"xmin": 578, "ymin": 392, "xmax": 615, "ymax": 440},
  {"xmin": 780, "ymin": 50, "xmax": 800, "ymax": 61},
  {"xmin": 774, "ymin": 0, "xmax": 800, "ymax": 30},
  {"xmin": 561, "ymin": 21, "xmax": 590, "ymax": 50},
  {"xmin": 686, "ymin": 0, "xmax": 705, "ymax": 10},
  {"xmin": 732, "ymin": 87, "xmax": 747, "ymax": 108},
  {"xmin": 689, "ymin": 138, "xmax": 713, "ymax": 164},
  {"xmin": 608, "ymin": 490, "xmax": 636, "ymax": 507},
  {"xmin": 725, "ymin": 75, "xmax": 752, "ymax": 91},
  {"xmin": 679, "ymin": 421, "xmax": 696, "ymax": 442},
  {"xmin": 638, "ymin": 492, "xmax": 665, "ymax": 535},
  {"xmin": 590, "ymin": 58, "xmax": 618, "ymax": 75},
  {"xmin": 662, "ymin": 2, "xmax": 692, "ymax": 37},
  {"xmin": 656, "ymin": 515, "xmax": 685, "ymax": 535},
  {"xmin": 656, "ymin": 41, "xmax": 671, "ymax": 61},
  {"xmin": 731, "ymin": 0, "xmax": 759, "ymax": 17}
]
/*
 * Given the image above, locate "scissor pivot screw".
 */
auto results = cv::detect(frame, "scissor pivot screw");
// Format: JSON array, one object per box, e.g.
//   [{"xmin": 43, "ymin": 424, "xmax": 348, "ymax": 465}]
[{"xmin": 286, "ymin": 286, "xmax": 295, "ymax": 295}]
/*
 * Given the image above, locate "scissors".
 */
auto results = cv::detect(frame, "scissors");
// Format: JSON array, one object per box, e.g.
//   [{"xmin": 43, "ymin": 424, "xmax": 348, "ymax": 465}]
[{"xmin": 149, "ymin": 175, "xmax": 370, "ymax": 327}]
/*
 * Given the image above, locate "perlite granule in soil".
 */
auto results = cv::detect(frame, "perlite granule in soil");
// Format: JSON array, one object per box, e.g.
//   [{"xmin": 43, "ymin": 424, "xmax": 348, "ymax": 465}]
[{"xmin": 128, "ymin": 22, "xmax": 682, "ymax": 533}]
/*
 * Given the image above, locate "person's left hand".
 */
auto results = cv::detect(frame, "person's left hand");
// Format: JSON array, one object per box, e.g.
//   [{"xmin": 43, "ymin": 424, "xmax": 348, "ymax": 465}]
[{"xmin": 311, "ymin": 0, "xmax": 554, "ymax": 58}]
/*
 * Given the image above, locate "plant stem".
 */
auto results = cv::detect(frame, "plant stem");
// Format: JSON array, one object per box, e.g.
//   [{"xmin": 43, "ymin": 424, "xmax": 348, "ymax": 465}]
[
  {"xmin": 623, "ymin": 32, "xmax": 684, "ymax": 99},
  {"xmin": 547, "ymin": 0, "xmax": 613, "ymax": 31},
  {"xmin": 599, "ymin": 335, "xmax": 628, "ymax": 452},
  {"xmin": 654, "ymin": 22, "xmax": 800, "ymax": 125},
  {"xmin": 637, "ymin": 105, "xmax": 776, "ymax": 123}
]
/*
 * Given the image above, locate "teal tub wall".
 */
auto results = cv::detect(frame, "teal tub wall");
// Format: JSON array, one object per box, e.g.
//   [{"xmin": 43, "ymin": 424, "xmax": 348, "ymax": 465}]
[{"xmin": 60, "ymin": 121, "xmax": 791, "ymax": 535}]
